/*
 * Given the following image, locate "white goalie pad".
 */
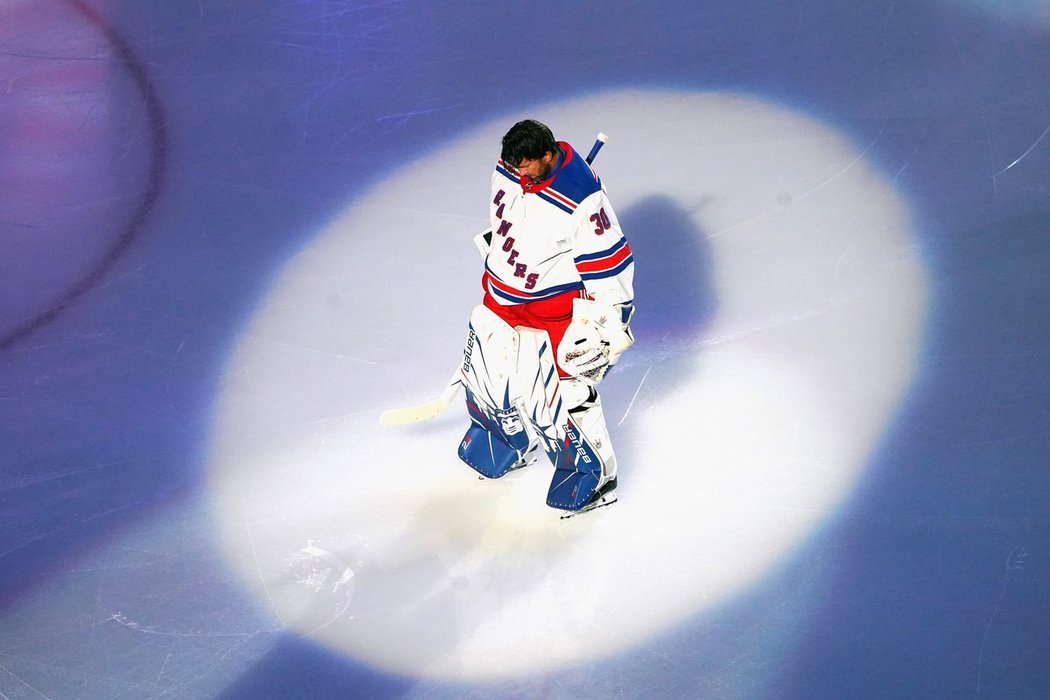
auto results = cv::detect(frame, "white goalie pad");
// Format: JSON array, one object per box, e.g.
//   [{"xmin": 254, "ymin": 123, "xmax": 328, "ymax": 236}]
[
  {"xmin": 460, "ymin": 304, "xmax": 569, "ymax": 453},
  {"xmin": 566, "ymin": 387, "xmax": 617, "ymax": 483},
  {"xmin": 460, "ymin": 304, "xmax": 620, "ymax": 511}
]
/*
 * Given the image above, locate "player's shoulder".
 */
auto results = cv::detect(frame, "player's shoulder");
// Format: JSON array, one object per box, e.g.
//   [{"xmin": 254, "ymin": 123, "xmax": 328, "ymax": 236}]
[
  {"xmin": 493, "ymin": 158, "xmax": 519, "ymax": 186},
  {"xmin": 550, "ymin": 143, "xmax": 603, "ymax": 206}
]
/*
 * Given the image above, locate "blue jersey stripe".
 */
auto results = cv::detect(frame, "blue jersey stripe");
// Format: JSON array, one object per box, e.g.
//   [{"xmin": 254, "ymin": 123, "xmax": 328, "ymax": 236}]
[
  {"xmin": 536, "ymin": 191, "xmax": 574, "ymax": 214},
  {"xmin": 487, "ymin": 277, "xmax": 585, "ymax": 303},
  {"xmin": 496, "ymin": 165, "xmax": 518, "ymax": 183},
  {"xmin": 574, "ymin": 237, "xmax": 627, "ymax": 263}
]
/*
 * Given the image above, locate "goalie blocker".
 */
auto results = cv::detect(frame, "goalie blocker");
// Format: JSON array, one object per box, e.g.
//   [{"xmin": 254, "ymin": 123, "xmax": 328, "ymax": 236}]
[{"xmin": 457, "ymin": 303, "xmax": 617, "ymax": 513}]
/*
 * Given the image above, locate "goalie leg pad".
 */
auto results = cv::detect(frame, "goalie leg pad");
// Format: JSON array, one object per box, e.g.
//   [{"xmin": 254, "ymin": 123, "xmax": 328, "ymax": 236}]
[
  {"xmin": 458, "ymin": 303, "xmax": 568, "ymax": 458},
  {"xmin": 458, "ymin": 389, "xmax": 535, "ymax": 479},
  {"xmin": 545, "ymin": 417, "xmax": 602, "ymax": 510},
  {"xmin": 545, "ymin": 393, "xmax": 618, "ymax": 511},
  {"xmin": 459, "ymin": 424, "xmax": 526, "ymax": 479}
]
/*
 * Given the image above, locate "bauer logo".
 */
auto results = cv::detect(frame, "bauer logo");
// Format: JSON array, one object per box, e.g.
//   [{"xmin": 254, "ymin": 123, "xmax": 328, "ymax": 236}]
[
  {"xmin": 565, "ymin": 424, "xmax": 592, "ymax": 464},
  {"xmin": 463, "ymin": 328, "xmax": 476, "ymax": 372}
]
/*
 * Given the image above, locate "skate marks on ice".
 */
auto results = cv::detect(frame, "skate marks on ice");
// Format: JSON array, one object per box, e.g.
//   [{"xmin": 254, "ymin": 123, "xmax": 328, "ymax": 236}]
[
  {"xmin": 945, "ymin": 0, "xmax": 1050, "ymax": 30},
  {"xmin": 0, "ymin": 498, "xmax": 279, "ymax": 698},
  {"xmin": 206, "ymin": 90, "xmax": 929, "ymax": 680},
  {"xmin": 610, "ymin": 192, "xmax": 717, "ymax": 427},
  {"xmin": 276, "ymin": 545, "xmax": 356, "ymax": 633}
]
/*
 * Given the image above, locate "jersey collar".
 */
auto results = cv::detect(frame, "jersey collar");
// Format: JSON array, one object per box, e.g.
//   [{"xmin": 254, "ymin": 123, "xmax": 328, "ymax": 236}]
[{"xmin": 520, "ymin": 142, "xmax": 574, "ymax": 194}]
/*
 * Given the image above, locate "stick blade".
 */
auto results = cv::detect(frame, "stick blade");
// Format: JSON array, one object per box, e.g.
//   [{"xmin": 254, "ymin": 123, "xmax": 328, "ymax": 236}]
[
  {"xmin": 379, "ymin": 370, "xmax": 462, "ymax": 425},
  {"xmin": 379, "ymin": 398, "xmax": 448, "ymax": 425}
]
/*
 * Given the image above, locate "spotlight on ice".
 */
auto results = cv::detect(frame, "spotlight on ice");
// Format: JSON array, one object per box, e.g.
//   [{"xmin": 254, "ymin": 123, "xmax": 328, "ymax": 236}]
[{"xmin": 206, "ymin": 90, "xmax": 929, "ymax": 680}]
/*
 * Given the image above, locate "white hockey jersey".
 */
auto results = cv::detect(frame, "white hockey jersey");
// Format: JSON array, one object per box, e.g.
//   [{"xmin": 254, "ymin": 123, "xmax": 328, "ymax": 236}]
[{"xmin": 483, "ymin": 141, "xmax": 634, "ymax": 309}]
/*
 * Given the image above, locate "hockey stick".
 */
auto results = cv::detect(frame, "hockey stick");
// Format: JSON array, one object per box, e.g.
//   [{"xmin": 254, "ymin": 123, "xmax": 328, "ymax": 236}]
[
  {"xmin": 379, "ymin": 368, "xmax": 463, "ymax": 425},
  {"xmin": 585, "ymin": 132, "xmax": 608, "ymax": 164},
  {"xmin": 379, "ymin": 132, "xmax": 608, "ymax": 426}
]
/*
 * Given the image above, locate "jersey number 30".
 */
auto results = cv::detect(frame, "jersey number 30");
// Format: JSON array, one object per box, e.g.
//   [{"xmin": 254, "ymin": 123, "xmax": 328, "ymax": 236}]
[{"xmin": 589, "ymin": 208, "xmax": 612, "ymax": 235}]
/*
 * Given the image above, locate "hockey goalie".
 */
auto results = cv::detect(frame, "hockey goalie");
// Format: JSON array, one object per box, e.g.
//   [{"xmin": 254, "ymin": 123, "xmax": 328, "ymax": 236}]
[{"xmin": 456, "ymin": 119, "xmax": 635, "ymax": 516}]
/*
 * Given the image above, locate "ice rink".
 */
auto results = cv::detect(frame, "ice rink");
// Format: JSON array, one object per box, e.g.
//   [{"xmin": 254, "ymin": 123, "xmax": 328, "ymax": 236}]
[{"xmin": 2, "ymin": 1, "xmax": 1049, "ymax": 698}]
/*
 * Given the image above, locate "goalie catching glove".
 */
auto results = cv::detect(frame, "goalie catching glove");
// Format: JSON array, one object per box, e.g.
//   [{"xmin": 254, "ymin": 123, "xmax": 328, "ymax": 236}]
[{"xmin": 557, "ymin": 297, "xmax": 635, "ymax": 384}]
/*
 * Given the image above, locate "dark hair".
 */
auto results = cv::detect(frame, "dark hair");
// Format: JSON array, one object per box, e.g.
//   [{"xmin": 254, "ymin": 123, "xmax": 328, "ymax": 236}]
[{"xmin": 501, "ymin": 119, "xmax": 558, "ymax": 167}]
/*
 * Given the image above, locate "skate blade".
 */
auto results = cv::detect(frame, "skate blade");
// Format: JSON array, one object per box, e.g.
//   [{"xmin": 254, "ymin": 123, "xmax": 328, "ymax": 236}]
[
  {"xmin": 559, "ymin": 493, "xmax": 618, "ymax": 519},
  {"xmin": 476, "ymin": 457, "xmax": 537, "ymax": 480}
]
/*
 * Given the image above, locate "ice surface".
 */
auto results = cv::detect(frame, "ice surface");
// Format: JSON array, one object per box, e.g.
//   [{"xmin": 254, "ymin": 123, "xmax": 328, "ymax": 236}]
[{"xmin": 2, "ymin": 1, "xmax": 1049, "ymax": 698}]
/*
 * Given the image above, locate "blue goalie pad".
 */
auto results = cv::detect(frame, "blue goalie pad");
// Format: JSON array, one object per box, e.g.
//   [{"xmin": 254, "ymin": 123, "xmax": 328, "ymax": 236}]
[
  {"xmin": 458, "ymin": 423, "xmax": 523, "ymax": 479},
  {"xmin": 457, "ymin": 389, "xmax": 534, "ymax": 479},
  {"xmin": 545, "ymin": 419, "xmax": 604, "ymax": 511}
]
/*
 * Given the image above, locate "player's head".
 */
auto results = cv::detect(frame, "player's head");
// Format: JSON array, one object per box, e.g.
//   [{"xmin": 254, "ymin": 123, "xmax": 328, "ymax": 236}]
[{"xmin": 501, "ymin": 119, "xmax": 558, "ymax": 172}]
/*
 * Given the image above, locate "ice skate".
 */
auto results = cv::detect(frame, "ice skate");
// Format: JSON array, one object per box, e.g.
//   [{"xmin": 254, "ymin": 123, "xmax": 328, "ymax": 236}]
[
  {"xmin": 476, "ymin": 442, "xmax": 538, "ymax": 480},
  {"xmin": 559, "ymin": 477, "xmax": 618, "ymax": 519}
]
